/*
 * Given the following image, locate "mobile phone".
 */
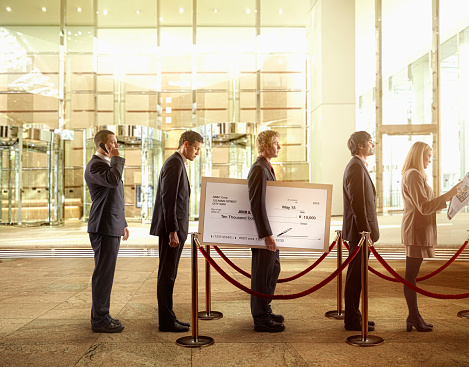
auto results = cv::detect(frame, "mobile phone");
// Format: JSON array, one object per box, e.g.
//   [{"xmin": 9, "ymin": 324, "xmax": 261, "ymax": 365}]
[{"xmin": 99, "ymin": 142, "xmax": 109, "ymax": 154}]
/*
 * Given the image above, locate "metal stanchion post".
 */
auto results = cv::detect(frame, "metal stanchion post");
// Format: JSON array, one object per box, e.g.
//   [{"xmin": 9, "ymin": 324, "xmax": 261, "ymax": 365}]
[
  {"xmin": 325, "ymin": 230, "xmax": 345, "ymax": 320},
  {"xmin": 346, "ymin": 232, "xmax": 384, "ymax": 347},
  {"xmin": 456, "ymin": 232, "xmax": 469, "ymax": 319},
  {"xmin": 176, "ymin": 233, "xmax": 214, "ymax": 348},
  {"xmin": 198, "ymin": 245, "xmax": 223, "ymax": 320}
]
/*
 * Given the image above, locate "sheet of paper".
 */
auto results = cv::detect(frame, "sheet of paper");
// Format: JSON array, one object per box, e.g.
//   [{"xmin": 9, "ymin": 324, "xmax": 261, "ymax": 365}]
[{"xmin": 447, "ymin": 172, "xmax": 469, "ymax": 220}]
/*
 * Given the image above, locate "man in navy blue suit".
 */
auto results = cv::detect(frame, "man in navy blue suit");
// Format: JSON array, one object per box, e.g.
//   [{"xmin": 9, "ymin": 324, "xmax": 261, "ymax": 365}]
[
  {"xmin": 150, "ymin": 130, "xmax": 203, "ymax": 332},
  {"xmin": 248, "ymin": 130, "xmax": 285, "ymax": 332},
  {"xmin": 85, "ymin": 129, "xmax": 129, "ymax": 333},
  {"xmin": 342, "ymin": 131, "xmax": 380, "ymax": 331}
]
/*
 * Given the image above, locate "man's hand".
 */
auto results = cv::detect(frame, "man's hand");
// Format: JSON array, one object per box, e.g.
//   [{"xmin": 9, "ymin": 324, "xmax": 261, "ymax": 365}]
[
  {"xmin": 123, "ymin": 227, "xmax": 129, "ymax": 241},
  {"xmin": 105, "ymin": 143, "xmax": 120, "ymax": 158},
  {"xmin": 264, "ymin": 235, "xmax": 277, "ymax": 252},
  {"xmin": 169, "ymin": 231, "xmax": 179, "ymax": 247}
]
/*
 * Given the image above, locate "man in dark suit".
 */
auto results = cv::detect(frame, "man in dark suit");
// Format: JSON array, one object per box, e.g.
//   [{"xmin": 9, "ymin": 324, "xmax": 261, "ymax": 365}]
[
  {"xmin": 342, "ymin": 130, "xmax": 380, "ymax": 331},
  {"xmin": 248, "ymin": 130, "xmax": 285, "ymax": 333},
  {"xmin": 150, "ymin": 130, "xmax": 203, "ymax": 332},
  {"xmin": 84, "ymin": 129, "xmax": 129, "ymax": 333}
]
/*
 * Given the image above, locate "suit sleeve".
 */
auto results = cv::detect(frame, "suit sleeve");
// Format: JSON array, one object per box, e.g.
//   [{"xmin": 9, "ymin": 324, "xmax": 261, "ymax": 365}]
[
  {"xmin": 345, "ymin": 163, "xmax": 372, "ymax": 234},
  {"xmin": 405, "ymin": 170, "xmax": 447, "ymax": 215},
  {"xmin": 248, "ymin": 165, "xmax": 272, "ymax": 238},
  {"xmin": 88, "ymin": 156, "xmax": 125, "ymax": 188},
  {"xmin": 160, "ymin": 159, "xmax": 183, "ymax": 233}
]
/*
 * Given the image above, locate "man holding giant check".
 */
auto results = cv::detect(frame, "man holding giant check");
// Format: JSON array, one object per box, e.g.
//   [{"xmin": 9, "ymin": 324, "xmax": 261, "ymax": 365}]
[{"xmin": 247, "ymin": 130, "xmax": 285, "ymax": 333}]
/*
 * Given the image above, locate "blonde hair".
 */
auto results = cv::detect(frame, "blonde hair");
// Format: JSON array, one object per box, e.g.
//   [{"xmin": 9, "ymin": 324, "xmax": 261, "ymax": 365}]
[
  {"xmin": 257, "ymin": 130, "xmax": 279, "ymax": 153},
  {"xmin": 401, "ymin": 141, "xmax": 432, "ymax": 180}
]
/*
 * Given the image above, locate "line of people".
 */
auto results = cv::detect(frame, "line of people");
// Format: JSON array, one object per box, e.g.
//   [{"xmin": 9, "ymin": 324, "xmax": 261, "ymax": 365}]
[{"xmin": 84, "ymin": 128, "xmax": 461, "ymax": 334}]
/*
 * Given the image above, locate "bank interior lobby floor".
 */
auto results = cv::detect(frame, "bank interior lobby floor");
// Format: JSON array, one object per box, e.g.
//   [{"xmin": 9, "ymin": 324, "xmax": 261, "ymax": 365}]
[{"xmin": 1, "ymin": 213, "xmax": 469, "ymax": 367}]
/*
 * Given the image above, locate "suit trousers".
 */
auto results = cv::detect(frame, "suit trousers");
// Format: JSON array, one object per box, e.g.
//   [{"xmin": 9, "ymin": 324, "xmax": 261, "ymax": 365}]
[
  {"xmin": 89, "ymin": 232, "xmax": 120, "ymax": 328},
  {"xmin": 251, "ymin": 248, "xmax": 280, "ymax": 324},
  {"xmin": 344, "ymin": 239, "xmax": 370, "ymax": 327},
  {"xmin": 157, "ymin": 234, "xmax": 184, "ymax": 327}
]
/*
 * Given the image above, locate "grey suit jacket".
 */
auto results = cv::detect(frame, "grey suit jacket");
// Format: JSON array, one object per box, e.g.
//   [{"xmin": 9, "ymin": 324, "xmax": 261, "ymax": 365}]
[
  {"xmin": 342, "ymin": 156, "xmax": 380, "ymax": 243},
  {"xmin": 248, "ymin": 156, "xmax": 276, "ymax": 239},
  {"xmin": 150, "ymin": 152, "xmax": 190, "ymax": 244},
  {"xmin": 85, "ymin": 155, "xmax": 127, "ymax": 237}
]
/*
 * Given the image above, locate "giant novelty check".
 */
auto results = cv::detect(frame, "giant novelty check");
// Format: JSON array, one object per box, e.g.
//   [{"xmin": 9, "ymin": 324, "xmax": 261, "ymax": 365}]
[{"xmin": 198, "ymin": 177, "xmax": 333, "ymax": 251}]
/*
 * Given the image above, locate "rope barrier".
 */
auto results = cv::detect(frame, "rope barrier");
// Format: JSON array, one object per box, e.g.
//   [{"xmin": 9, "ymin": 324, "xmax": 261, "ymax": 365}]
[
  {"xmin": 197, "ymin": 242, "xmax": 360, "ymax": 300},
  {"xmin": 344, "ymin": 240, "xmax": 469, "ymax": 283},
  {"xmin": 370, "ymin": 245, "xmax": 469, "ymax": 300},
  {"xmin": 212, "ymin": 241, "xmax": 337, "ymax": 283}
]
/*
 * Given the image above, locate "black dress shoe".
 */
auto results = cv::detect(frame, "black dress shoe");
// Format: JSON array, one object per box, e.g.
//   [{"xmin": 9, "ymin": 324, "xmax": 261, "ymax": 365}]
[
  {"xmin": 368, "ymin": 320, "xmax": 375, "ymax": 326},
  {"xmin": 269, "ymin": 313, "xmax": 284, "ymax": 323},
  {"xmin": 344, "ymin": 323, "xmax": 374, "ymax": 332},
  {"xmin": 176, "ymin": 319, "xmax": 190, "ymax": 327},
  {"xmin": 110, "ymin": 317, "xmax": 121, "ymax": 326},
  {"xmin": 92, "ymin": 322, "xmax": 124, "ymax": 333},
  {"xmin": 254, "ymin": 319, "xmax": 285, "ymax": 333},
  {"xmin": 159, "ymin": 322, "xmax": 190, "ymax": 333}
]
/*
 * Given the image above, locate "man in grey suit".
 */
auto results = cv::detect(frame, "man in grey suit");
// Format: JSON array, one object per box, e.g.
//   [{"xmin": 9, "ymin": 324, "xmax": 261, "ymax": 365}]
[
  {"xmin": 342, "ymin": 131, "xmax": 380, "ymax": 331},
  {"xmin": 150, "ymin": 130, "xmax": 203, "ymax": 332},
  {"xmin": 84, "ymin": 129, "xmax": 129, "ymax": 333},
  {"xmin": 248, "ymin": 130, "xmax": 285, "ymax": 332}
]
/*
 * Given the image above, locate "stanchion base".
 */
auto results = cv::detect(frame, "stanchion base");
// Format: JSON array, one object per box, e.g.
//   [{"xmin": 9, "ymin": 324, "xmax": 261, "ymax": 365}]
[
  {"xmin": 457, "ymin": 310, "xmax": 469, "ymax": 319},
  {"xmin": 325, "ymin": 310, "xmax": 345, "ymax": 320},
  {"xmin": 198, "ymin": 311, "xmax": 223, "ymax": 320},
  {"xmin": 176, "ymin": 335, "xmax": 214, "ymax": 348},
  {"xmin": 346, "ymin": 335, "xmax": 384, "ymax": 347}
]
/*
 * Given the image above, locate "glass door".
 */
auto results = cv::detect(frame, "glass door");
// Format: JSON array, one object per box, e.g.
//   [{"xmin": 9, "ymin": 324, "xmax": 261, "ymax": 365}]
[{"xmin": 83, "ymin": 125, "xmax": 163, "ymax": 224}]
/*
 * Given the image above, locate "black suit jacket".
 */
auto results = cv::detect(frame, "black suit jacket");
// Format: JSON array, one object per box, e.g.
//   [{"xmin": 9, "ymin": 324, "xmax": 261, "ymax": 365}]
[
  {"xmin": 248, "ymin": 156, "xmax": 276, "ymax": 239},
  {"xmin": 342, "ymin": 156, "xmax": 380, "ymax": 243},
  {"xmin": 85, "ymin": 155, "xmax": 127, "ymax": 237},
  {"xmin": 150, "ymin": 152, "xmax": 190, "ymax": 243}
]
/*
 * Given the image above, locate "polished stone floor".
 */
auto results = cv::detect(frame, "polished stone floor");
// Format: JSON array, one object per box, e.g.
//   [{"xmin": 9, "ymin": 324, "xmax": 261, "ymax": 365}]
[
  {"xmin": 1, "ymin": 214, "xmax": 469, "ymax": 366},
  {"xmin": 2, "ymin": 253, "xmax": 469, "ymax": 366}
]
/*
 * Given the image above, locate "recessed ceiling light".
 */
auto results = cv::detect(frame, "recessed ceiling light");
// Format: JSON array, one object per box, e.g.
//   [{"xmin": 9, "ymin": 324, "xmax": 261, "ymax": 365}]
[
  {"xmin": 159, "ymin": 17, "xmax": 163, "ymax": 21},
  {"xmin": 279, "ymin": 9, "xmax": 283, "ymax": 14},
  {"xmin": 246, "ymin": 8, "xmax": 251, "ymax": 14},
  {"xmin": 136, "ymin": 10, "xmax": 140, "ymax": 14},
  {"xmin": 78, "ymin": 31, "xmax": 82, "ymax": 35},
  {"xmin": 77, "ymin": 7, "xmax": 82, "ymax": 12},
  {"xmin": 179, "ymin": 8, "xmax": 184, "ymax": 13},
  {"xmin": 213, "ymin": 8, "xmax": 218, "ymax": 13},
  {"xmin": 103, "ymin": 9, "xmax": 108, "ymax": 15},
  {"xmin": 6, "ymin": 7, "xmax": 11, "ymax": 12},
  {"xmin": 42, "ymin": 7, "xmax": 47, "ymax": 12}
]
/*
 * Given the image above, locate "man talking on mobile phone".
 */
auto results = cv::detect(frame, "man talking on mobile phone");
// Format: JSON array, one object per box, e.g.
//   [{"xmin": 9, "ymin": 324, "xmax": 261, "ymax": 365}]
[{"xmin": 84, "ymin": 129, "xmax": 129, "ymax": 333}]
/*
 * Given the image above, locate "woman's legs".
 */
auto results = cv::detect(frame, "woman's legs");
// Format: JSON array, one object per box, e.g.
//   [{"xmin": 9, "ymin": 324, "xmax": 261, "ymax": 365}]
[{"xmin": 404, "ymin": 256, "xmax": 423, "ymax": 320}]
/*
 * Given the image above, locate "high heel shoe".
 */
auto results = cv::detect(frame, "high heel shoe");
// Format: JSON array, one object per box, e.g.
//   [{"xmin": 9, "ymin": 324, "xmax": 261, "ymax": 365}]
[
  {"xmin": 406, "ymin": 317, "xmax": 433, "ymax": 332},
  {"xmin": 419, "ymin": 314, "xmax": 433, "ymax": 328}
]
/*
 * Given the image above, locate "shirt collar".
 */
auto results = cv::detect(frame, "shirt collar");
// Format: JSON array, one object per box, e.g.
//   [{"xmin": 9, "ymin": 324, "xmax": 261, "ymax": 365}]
[
  {"xmin": 95, "ymin": 151, "xmax": 111, "ymax": 163},
  {"xmin": 355, "ymin": 155, "xmax": 368, "ymax": 169},
  {"xmin": 177, "ymin": 151, "xmax": 188, "ymax": 165}
]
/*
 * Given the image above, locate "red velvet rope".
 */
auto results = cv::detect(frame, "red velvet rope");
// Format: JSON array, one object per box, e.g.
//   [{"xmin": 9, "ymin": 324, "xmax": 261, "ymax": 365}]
[
  {"xmin": 345, "ymin": 240, "xmax": 469, "ymax": 282},
  {"xmin": 197, "ymin": 243, "xmax": 360, "ymax": 300},
  {"xmin": 370, "ymin": 245, "xmax": 469, "ymax": 299},
  {"xmin": 212, "ymin": 241, "xmax": 337, "ymax": 283}
]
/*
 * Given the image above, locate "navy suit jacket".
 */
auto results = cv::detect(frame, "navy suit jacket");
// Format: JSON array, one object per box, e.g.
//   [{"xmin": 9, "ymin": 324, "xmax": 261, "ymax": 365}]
[
  {"xmin": 150, "ymin": 152, "xmax": 190, "ymax": 244},
  {"xmin": 342, "ymin": 156, "xmax": 380, "ymax": 243},
  {"xmin": 85, "ymin": 155, "xmax": 127, "ymax": 237},
  {"xmin": 248, "ymin": 156, "xmax": 276, "ymax": 239}
]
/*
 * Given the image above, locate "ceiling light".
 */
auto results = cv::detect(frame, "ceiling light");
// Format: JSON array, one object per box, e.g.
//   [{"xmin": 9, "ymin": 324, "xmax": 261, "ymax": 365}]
[
  {"xmin": 246, "ymin": 8, "xmax": 251, "ymax": 14},
  {"xmin": 136, "ymin": 10, "xmax": 140, "ymax": 14},
  {"xmin": 42, "ymin": 7, "xmax": 47, "ymax": 12},
  {"xmin": 103, "ymin": 9, "xmax": 108, "ymax": 15},
  {"xmin": 6, "ymin": 7, "xmax": 11, "ymax": 12},
  {"xmin": 213, "ymin": 9, "xmax": 218, "ymax": 13},
  {"xmin": 279, "ymin": 9, "xmax": 283, "ymax": 14},
  {"xmin": 159, "ymin": 17, "xmax": 163, "ymax": 21},
  {"xmin": 77, "ymin": 7, "xmax": 82, "ymax": 12},
  {"xmin": 179, "ymin": 8, "xmax": 184, "ymax": 13}
]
